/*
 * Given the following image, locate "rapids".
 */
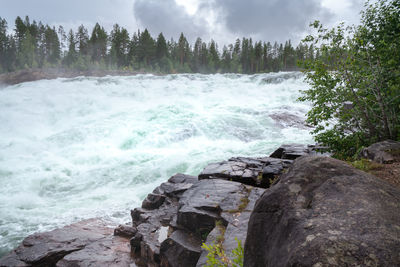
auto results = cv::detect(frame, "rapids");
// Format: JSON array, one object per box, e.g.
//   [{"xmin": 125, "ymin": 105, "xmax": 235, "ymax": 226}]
[{"xmin": 0, "ymin": 72, "xmax": 313, "ymax": 256}]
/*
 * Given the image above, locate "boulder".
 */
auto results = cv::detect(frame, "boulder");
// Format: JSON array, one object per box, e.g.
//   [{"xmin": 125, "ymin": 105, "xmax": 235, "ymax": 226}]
[
  {"xmin": 244, "ymin": 156, "xmax": 400, "ymax": 267},
  {"xmin": 198, "ymin": 156, "xmax": 292, "ymax": 188},
  {"xmin": 269, "ymin": 143, "xmax": 330, "ymax": 160},
  {"xmin": 360, "ymin": 140, "xmax": 400, "ymax": 163},
  {"xmin": 0, "ymin": 218, "xmax": 135, "ymax": 267},
  {"xmin": 177, "ymin": 179, "xmax": 249, "ymax": 234}
]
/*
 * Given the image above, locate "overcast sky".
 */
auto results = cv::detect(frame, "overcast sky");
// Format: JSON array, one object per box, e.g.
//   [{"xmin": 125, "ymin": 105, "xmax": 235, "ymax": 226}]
[{"xmin": 2, "ymin": 0, "xmax": 365, "ymax": 45}]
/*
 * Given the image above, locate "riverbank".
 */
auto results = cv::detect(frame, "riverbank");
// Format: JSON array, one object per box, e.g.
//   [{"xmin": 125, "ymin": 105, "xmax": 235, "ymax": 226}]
[
  {"xmin": 1, "ymin": 142, "xmax": 399, "ymax": 266},
  {"xmin": 0, "ymin": 68, "xmax": 154, "ymax": 86}
]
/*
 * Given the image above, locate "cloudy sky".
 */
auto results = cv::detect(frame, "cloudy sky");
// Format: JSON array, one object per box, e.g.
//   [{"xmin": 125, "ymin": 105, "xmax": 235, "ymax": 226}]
[{"xmin": 2, "ymin": 0, "xmax": 365, "ymax": 45}]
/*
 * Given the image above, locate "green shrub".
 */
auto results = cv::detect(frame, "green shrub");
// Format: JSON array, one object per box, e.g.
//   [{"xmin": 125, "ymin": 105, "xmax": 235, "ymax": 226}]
[
  {"xmin": 299, "ymin": 0, "xmax": 400, "ymax": 158},
  {"xmin": 202, "ymin": 237, "xmax": 243, "ymax": 267},
  {"xmin": 350, "ymin": 158, "xmax": 383, "ymax": 172}
]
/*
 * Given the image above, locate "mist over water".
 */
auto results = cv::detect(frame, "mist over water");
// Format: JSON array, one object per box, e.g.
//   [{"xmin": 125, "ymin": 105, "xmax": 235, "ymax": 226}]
[{"xmin": 0, "ymin": 72, "xmax": 312, "ymax": 256}]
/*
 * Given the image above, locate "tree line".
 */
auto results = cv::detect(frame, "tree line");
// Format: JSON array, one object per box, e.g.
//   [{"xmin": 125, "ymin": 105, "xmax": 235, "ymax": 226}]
[{"xmin": 0, "ymin": 16, "xmax": 317, "ymax": 74}]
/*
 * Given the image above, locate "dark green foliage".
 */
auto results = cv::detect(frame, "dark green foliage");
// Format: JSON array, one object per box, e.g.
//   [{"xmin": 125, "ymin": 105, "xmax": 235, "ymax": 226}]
[
  {"xmin": 299, "ymin": 0, "xmax": 400, "ymax": 158},
  {"xmin": 63, "ymin": 30, "xmax": 77, "ymax": 66},
  {"xmin": 155, "ymin": 33, "xmax": 168, "ymax": 60},
  {"xmin": 89, "ymin": 23, "xmax": 108, "ymax": 62}
]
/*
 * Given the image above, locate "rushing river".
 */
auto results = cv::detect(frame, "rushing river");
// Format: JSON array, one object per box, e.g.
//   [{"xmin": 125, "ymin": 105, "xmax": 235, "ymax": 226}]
[{"xmin": 0, "ymin": 72, "xmax": 313, "ymax": 256}]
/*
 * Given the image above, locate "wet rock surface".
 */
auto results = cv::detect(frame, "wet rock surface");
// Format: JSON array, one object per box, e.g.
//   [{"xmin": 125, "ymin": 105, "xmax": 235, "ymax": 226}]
[
  {"xmin": 130, "ymin": 173, "xmax": 264, "ymax": 267},
  {"xmin": 360, "ymin": 139, "xmax": 400, "ymax": 163},
  {"xmin": 269, "ymin": 143, "xmax": 330, "ymax": 160},
  {"xmin": 129, "ymin": 173, "xmax": 198, "ymax": 266},
  {"xmin": 160, "ymin": 230, "xmax": 202, "ymax": 267},
  {"xmin": 0, "ymin": 218, "xmax": 135, "ymax": 267},
  {"xmin": 269, "ymin": 111, "xmax": 310, "ymax": 129},
  {"xmin": 244, "ymin": 156, "xmax": 400, "ymax": 267},
  {"xmin": 196, "ymin": 186, "xmax": 264, "ymax": 267},
  {"xmin": 198, "ymin": 156, "xmax": 293, "ymax": 187},
  {"xmin": 8, "ymin": 144, "xmax": 399, "ymax": 266}
]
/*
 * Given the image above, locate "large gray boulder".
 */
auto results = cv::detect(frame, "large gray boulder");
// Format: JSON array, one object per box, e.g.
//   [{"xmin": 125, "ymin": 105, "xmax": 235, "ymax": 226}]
[
  {"xmin": 244, "ymin": 156, "xmax": 400, "ymax": 267},
  {"xmin": 360, "ymin": 140, "xmax": 400, "ymax": 163}
]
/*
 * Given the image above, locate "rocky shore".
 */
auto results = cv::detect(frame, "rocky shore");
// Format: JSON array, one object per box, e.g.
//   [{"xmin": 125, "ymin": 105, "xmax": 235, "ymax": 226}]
[
  {"xmin": 1, "ymin": 142, "xmax": 399, "ymax": 266},
  {"xmin": 0, "ymin": 68, "xmax": 149, "ymax": 86}
]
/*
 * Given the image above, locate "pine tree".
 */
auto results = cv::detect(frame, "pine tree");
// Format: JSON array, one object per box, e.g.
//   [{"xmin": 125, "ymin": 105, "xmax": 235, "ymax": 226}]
[
  {"xmin": 208, "ymin": 39, "xmax": 219, "ymax": 72},
  {"xmin": 64, "ymin": 29, "xmax": 77, "ymax": 66},
  {"xmin": 0, "ymin": 18, "xmax": 8, "ymax": 72},
  {"xmin": 44, "ymin": 26, "xmax": 60, "ymax": 64},
  {"xmin": 178, "ymin": 33, "xmax": 189, "ymax": 66},
  {"xmin": 89, "ymin": 23, "xmax": 108, "ymax": 62},
  {"xmin": 76, "ymin": 25, "xmax": 89, "ymax": 56},
  {"xmin": 156, "ymin": 32, "xmax": 168, "ymax": 60},
  {"xmin": 137, "ymin": 29, "xmax": 155, "ymax": 67}
]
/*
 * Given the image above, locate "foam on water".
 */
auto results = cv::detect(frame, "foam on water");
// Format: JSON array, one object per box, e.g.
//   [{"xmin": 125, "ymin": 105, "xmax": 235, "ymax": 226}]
[{"xmin": 0, "ymin": 72, "xmax": 313, "ymax": 256}]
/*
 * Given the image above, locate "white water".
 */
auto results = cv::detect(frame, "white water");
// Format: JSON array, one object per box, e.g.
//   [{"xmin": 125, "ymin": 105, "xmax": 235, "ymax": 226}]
[{"xmin": 0, "ymin": 72, "xmax": 312, "ymax": 256}]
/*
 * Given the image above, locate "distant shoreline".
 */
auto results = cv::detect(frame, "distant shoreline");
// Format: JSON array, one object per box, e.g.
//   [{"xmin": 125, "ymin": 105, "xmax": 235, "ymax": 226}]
[
  {"xmin": 0, "ymin": 68, "xmax": 157, "ymax": 86},
  {"xmin": 0, "ymin": 68, "xmax": 299, "ymax": 86}
]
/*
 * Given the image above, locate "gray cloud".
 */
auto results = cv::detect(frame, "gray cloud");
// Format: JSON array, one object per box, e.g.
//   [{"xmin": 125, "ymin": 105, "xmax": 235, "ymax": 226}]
[
  {"xmin": 132, "ymin": 0, "xmax": 337, "ymax": 44},
  {"xmin": 2, "ymin": 0, "xmax": 137, "ymax": 35},
  {"xmin": 133, "ymin": 0, "xmax": 208, "ymax": 41},
  {"xmin": 1, "ymin": 0, "xmax": 364, "ymax": 46},
  {"xmin": 212, "ymin": 0, "xmax": 333, "ymax": 42}
]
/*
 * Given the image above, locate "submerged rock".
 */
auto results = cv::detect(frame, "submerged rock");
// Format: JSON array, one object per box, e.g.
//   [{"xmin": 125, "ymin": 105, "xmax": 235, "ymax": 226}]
[
  {"xmin": 360, "ymin": 139, "xmax": 400, "ymax": 163},
  {"xmin": 244, "ymin": 156, "xmax": 400, "ymax": 267},
  {"xmin": 0, "ymin": 218, "xmax": 135, "ymax": 267},
  {"xmin": 269, "ymin": 111, "xmax": 310, "ymax": 129}
]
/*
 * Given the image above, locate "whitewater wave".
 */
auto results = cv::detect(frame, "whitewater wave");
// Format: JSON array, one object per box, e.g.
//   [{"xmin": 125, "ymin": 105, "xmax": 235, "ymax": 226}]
[{"xmin": 0, "ymin": 72, "xmax": 313, "ymax": 256}]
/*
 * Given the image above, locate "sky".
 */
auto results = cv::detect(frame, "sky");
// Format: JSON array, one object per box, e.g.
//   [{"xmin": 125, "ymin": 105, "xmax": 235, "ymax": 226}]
[{"xmin": 1, "ymin": 0, "xmax": 365, "ymax": 45}]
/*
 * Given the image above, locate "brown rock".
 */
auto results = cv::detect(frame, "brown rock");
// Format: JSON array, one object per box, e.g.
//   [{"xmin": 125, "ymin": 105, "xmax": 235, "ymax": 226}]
[{"xmin": 0, "ymin": 218, "xmax": 135, "ymax": 266}]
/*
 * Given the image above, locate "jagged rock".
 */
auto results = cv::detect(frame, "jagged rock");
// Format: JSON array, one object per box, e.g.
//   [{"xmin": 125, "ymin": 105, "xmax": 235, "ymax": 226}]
[
  {"xmin": 177, "ymin": 179, "xmax": 249, "ymax": 234},
  {"xmin": 360, "ymin": 140, "xmax": 400, "ymax": 163},
  {"xmin": 244, "ymin": 156, "xmax": 400, "ymax": 267},
  {"xmin": 160, "ymin": 230, "xmax": 202, "ymax": 267},
  {"xmin": 198, "ymin": 156, "xmax": 292, "ymax": 188},
  {"xmin": 114, "ymin": 224, "xmax": 137, "ymax": 238},
  {"xmin": 142, "ymin": 193, "xmax": 166, "ymax": 210},
  {"xmin": 196, "ymin": 187, "xmax": 264, "ymax": 267},
  {"xmin": 129, "ymin": 174, "xmax": 197, "ymax": 266},
  {"xmin": 269, "ymin": 143, "xmax": 330, "ymax": 160},
  {"xmin": 0, "ymin": 218, "xmax": 134, "ymax": 267},
  {"xmin": 131, "ymin": 173, "xmax": 266, "ymax": 267},
  {"xmin": 154, "ymin": 173, "xmax": 198, "ymax": 200}
]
